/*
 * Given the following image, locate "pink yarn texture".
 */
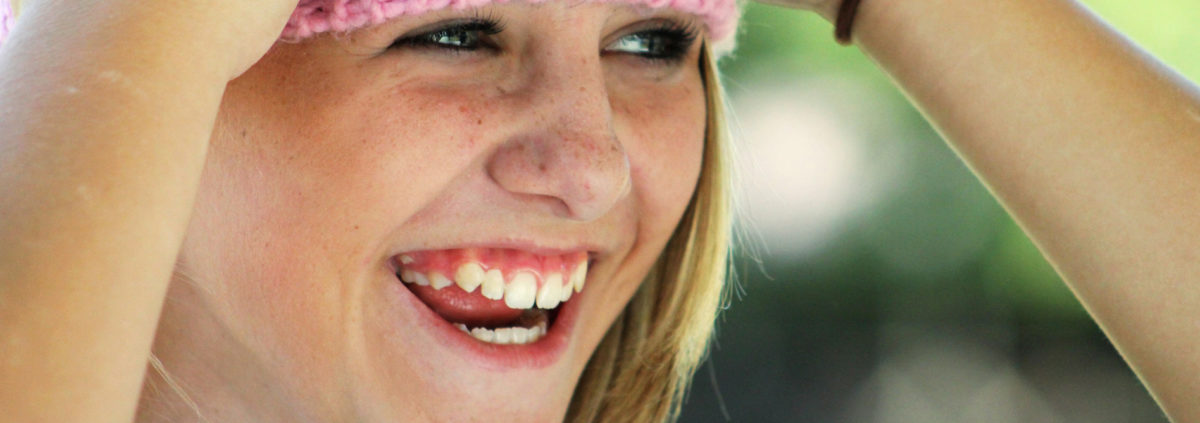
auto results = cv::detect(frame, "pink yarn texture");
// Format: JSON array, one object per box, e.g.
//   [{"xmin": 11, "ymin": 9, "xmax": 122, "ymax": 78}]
[
  {"xmin": 0, "ymin": 0, "xmax": 738, "ymax": 51},
  {"xmin": 283, "ymin": 0, "xmax": 739, "ymax": 42}
]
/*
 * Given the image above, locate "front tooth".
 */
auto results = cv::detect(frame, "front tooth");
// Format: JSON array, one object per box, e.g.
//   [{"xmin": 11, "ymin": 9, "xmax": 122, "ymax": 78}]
[
  {"xmin": 453, "ymin": 323, "xmax": 468, "ymax": 333},
  {"xmin": 536, "ymin": 274, "xmax": 563, "ymax": 309},
  {"xmin": 413, "ymin": 272, "xmax": 431, "ymax": 287},
  {"xmin": 505, "ymin": 272, "xmax": 537, "ymax": 309},
  {"xmin": 454, "ymin": 262, "xmax": 485, "ymax": 293},
  {"xmin": 494, "ymin": 327, "xmax": 514, "ymax": 344},
  {"xmin": 481, "ymin": 269, "xmax": 505, "ymax": 300},
  {"xmin": 571, "ymin": 262, "xmax": 587, "ymax": 293},
  {"xmin": 470, "ymin": 327, "xmax": 495, "ymax": 342},
  {"xmin": 399, "ymin": 255, "xmax": 415, "ymax": 265},
  {"xmin": 430, "ymin": 272, "xmax": 453, "ymax": 289},
  {"xmin": 511, "ymin": 327, "xmax": 530, "ymax": 344},
  {"xmin": 400, "ymin": 269, "xmax": 417, "ymax": 284}
]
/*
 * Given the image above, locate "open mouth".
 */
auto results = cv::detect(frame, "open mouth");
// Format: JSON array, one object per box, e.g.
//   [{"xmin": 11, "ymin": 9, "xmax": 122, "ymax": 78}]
[{"xmin": 393, "ymin": 248, "xmax": 588, "ymax": 346}]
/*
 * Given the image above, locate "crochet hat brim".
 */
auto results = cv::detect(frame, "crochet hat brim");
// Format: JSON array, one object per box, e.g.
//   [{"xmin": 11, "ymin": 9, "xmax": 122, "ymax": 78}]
[
  {"xmin": 282, "ymin": 0, "xmax": 739, "ymax": 54},
  {"xmin": 0, "ymin": 0, "xmax": 738, "ymax": 58}
]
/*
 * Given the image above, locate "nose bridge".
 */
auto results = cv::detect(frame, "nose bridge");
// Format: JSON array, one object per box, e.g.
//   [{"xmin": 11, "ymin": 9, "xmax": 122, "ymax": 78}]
[
  {"xmin": 530, "ymin": 44, "xmax": 611, "ymax": 132},
  {"xmin": 486, "ymin": 43, "xmax": 631, "ymax": 221}
]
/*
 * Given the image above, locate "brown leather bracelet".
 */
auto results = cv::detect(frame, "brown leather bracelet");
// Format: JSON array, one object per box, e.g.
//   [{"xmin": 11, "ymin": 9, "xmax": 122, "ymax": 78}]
[{"xmin": 835, "ymin": 0, "xmax": 863, "ymax": 45}]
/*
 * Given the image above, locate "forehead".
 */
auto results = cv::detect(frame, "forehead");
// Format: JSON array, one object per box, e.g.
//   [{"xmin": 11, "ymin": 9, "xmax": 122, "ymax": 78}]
[{"xmin": 283, "ymin": 0, "xmax": 736, "ymax": 41}]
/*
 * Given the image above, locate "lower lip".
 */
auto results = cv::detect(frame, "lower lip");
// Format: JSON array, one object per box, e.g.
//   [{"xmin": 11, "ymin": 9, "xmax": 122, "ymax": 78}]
[{"xmin": 386, "ymin": 273, "xmax": 582, "ymax": 370}]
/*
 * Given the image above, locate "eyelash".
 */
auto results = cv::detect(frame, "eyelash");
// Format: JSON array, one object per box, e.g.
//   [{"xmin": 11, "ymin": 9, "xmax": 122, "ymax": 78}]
[
  {"xmin": 388, "ymin": 17, "xmax": 506, "ymax": 53},
  {"xmin": 388, "ymin": 17, "xmax": 700, "ymax": 64},
  {"xmin": 604, "ymin": 20, "xmax": 700, "ymax": 65}
]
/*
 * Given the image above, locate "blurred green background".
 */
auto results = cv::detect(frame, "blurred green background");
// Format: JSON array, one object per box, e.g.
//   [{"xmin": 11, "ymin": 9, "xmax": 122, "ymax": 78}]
[{"xmin": 683, "ymin": 1, "xmax": 1200, "ymax": 421}]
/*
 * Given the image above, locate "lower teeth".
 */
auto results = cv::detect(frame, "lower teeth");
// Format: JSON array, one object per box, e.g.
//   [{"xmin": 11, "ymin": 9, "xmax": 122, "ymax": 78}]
[{"xmin": 453, "ymin": 322, "xmax": 548, "ymax": 345}]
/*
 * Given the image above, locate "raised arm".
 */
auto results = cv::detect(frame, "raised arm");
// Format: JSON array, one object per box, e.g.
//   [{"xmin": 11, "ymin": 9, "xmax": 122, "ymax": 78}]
[
  {"xmin": 0, "ymin": 1, "xmax": 294, "ymax": 421},
  {"xmin": 841, "ymin": 0, "xmax": 1200, "ymax": 420}
]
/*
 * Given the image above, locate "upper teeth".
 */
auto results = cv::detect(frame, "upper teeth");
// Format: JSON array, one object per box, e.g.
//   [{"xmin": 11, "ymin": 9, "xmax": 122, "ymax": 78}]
[{"xmin": 398, "ymin": 260, "xmax": 587, "ymax": 310}]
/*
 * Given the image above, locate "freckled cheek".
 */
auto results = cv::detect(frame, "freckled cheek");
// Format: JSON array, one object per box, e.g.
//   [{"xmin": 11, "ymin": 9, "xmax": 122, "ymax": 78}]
[
  {"xmin": 258, "ymin": 90, "xmax": 497, "ymax": 206},
  {"xmin": 368, "ymin": 87, "xmax": 498, "ymax": 163}
]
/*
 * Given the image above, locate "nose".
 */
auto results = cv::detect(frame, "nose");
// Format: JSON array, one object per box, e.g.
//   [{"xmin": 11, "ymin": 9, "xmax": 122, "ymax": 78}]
[{"xmin": 486, "ymin": 51, "xmax": 631, "ymax": 221}]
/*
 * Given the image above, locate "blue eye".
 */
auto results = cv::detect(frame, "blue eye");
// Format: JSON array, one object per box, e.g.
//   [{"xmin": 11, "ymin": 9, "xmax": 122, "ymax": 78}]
[
  {"xmin": 603, "ymin": 21, "xmax": 700, "ymax": 64},
  {"xmin": 389, "ymin": 19, "xmax": 504, "ymax": 52}
]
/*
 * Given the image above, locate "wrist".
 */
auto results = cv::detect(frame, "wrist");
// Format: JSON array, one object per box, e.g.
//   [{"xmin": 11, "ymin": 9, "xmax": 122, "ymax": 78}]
[{"xmin": 813, "ymin": 0, "xmax": 843, "ymax": 23}]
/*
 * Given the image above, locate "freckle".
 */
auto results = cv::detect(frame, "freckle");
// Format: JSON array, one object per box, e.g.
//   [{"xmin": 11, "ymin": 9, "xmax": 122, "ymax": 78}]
[
  {"xmin": 538, "ymin": 163, "xmax": 547, "ymax": 172},
  {"xmin": 241, "ymin": 130, "xmax": 247, "ymax": 138},
  {"xmin": 477, "ymin": 119, "xmax": 482, "ymax": 125},
  {"xmin": 459, "ymin": 105, "xmax": 468, "ymax": 113}
]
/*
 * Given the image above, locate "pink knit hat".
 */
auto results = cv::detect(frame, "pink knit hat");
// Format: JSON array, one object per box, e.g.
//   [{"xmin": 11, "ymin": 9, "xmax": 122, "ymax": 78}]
[
  {"xmin": 284, "ymin": 0, "xmax": 739, "ymax": 42},
  {"xmin": 0, "ymin": 0, "xmax": 738, "ymax": 51}
]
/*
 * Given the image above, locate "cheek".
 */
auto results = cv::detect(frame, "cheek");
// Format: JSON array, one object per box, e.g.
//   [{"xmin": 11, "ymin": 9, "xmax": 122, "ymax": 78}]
[
  {"xmin": 618, "ymin": 80, "xmax": 707, "ymax": 231},
  {"xmin": 212, "ymin": 78, "xmax": 496, "ymax": 240},
  {"xmin": 183, "ymin": 71, "xmax": 501, "ymax": 348}
]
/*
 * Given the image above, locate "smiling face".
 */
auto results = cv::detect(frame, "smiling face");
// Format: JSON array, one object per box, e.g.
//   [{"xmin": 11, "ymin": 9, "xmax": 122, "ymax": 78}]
[{"xmin": 147, "ymin": 3, "xmax": 708, "ymax": 422}]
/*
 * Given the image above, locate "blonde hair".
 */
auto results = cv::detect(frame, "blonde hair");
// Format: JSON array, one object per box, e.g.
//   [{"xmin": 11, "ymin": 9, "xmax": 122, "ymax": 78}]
[{"xmin": 566, "ymin": 42, "xmax": 734, "ymax": 422}]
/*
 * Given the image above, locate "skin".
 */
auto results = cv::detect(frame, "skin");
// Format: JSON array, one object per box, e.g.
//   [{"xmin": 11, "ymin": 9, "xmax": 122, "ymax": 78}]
[
  {"xmin": 5, "ymin": 0, "xmax": 1200, "ymax": 422},
  {"xmin": 2, "ymin": 0, "xmax": 706, "ymax": 421},
  {"xmin": 0, "ymin": 1, "xmax": 299, "ymax": 422},
  {"xmin": 144, "ymin": 4, "xmax": 706, "ymax": 421}
]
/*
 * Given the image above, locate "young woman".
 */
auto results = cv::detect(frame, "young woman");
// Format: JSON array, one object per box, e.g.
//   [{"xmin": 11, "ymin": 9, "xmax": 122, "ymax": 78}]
[
  {"xmin": 1, "ymin": 0, "xmax": 1198, "ymax": 422},
  {"xmin": 0, "ymin": 0, "xmax": 735, "ymax": 421}
]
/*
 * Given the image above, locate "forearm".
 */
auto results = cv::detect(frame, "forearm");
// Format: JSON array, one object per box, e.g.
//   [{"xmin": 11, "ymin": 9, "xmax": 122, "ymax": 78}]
[
  {"xmin": 853, "ymin": 0, "xmax": 1200, "ymax": 419},
  {"xmin": 0, "ymin": 4, "xmax": 232, "ymax": 422}
]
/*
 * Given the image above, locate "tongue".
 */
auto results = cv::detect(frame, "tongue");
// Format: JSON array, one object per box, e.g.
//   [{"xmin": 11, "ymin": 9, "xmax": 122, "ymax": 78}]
[{"xmin": 407, "ymin": 284, "xmax": 524, "ymax": 327}]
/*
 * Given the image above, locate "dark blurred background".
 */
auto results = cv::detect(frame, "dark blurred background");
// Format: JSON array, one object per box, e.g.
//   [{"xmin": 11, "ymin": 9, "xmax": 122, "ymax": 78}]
[{"xmin": 682, "ymin": 2, "xmax": 1200, "ymax": 421}]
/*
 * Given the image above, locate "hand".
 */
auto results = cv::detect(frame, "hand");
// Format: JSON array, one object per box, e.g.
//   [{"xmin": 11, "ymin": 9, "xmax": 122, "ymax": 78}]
[
  {"xmin": 754, "ymin": 0, "xmax": 842, "ymax": 23},
  {"xmin": 11, "ymin": 0, "xmax": 300, "ymax": 80}
]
